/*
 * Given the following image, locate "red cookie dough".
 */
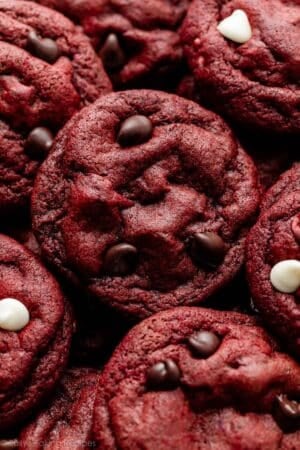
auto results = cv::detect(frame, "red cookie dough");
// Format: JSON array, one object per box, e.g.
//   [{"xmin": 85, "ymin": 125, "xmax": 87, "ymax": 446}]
[
  {"xmin": 94, "ymin": 307, "xmax": 300, "ymax": 449},
  {"xmin": 0, "ymin": 0, "xmax": 111, "ymax": 215},
  {"xmin": 0, "ymin": 234, "xmax": 72, "ymax": 431},
  {"xmin": 20, "ymin": 368, "xmax": 99, "ymax": 450},
  {"xmin": 30, "ymin": 0, "xmax": 190, "ymax": 88},
  {"xmin": 32, "ymin": 90, "xmax": 259, "ymax": 319},
  {"xmin": 181, "ymin": 0, "xmax": 300, "ymax": 133}
]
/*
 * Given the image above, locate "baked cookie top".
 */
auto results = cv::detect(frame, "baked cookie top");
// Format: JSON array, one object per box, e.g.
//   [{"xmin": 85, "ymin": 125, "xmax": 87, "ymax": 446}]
[
  {"xmin": 0, "ymin": 234, "xmax": 72, "ymax": 430},
  {"xmin": 32, "ymin": 90, "xmax": 259, "ymax": 318},
  {"xmin": 181, "ymin": 0, "xmax": 300, "ymax": 132},
  {"xmin": 94, "ymin": 307, "xmax": 300, "ymax": 449},
  {"xmin": 0, "ymin": 0, "xmax": 111, "ymax": 214}
]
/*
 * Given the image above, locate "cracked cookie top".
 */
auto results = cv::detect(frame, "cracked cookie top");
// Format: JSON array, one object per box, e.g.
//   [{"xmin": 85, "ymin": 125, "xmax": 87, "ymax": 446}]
[
  {"xmin": 93, "ymin": 307, "xmax": 300, "ymax": 449},
  {"xmin": 30, "ymin": 0, "xmax": 190, "ymax": 88},
  {"xmin": 0, "ymin": 0, "xmax": 111, "ymax": 215},
  {"xmin": 181, "ymin": 0, "xmax": 300, "ymax": 133},
  {"xmin": 32, "ymin": 90, "xmax": 259, "ymax": 318}
]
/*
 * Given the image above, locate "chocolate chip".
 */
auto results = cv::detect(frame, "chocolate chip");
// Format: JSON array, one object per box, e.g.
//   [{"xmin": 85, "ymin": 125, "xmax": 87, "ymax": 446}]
[
  {"xmin": 187, "ymin": 232, "xmax": 226, "ymax": 268},
  {"xmin": 188, "ymin": 331, "xmax": 220, "ymax": 358},
  {"xmin": 100, "ymin": 33, "xmax": 126, "ymax": 71},
  {"xmin": 291, "ymin": 216, "xmax": 300, "ymax": 242},
  {"xmin": 26, "ymin": 127, "xmax": 54, "ymax": 158},
  {"xmin": 277, "ymin": 394, "xmax": 300, "ymax": 419},
  {"xmin": 28, "ymin": 30, "xmax": 60, "ymax": 63},
  {"xmin": 104, "ymin": 243, "xmax": 138, "ymax": 276},
  {"xmin": 147, "ymin": 359, "xmax": 181, "ymax": 390},
  {"xmin": 117, "ymin": 115, "xmax": 153, "ymax": 147},
  {"xmin": 0, "ymin": 439, "xmax": 19, "ymax": 450}
]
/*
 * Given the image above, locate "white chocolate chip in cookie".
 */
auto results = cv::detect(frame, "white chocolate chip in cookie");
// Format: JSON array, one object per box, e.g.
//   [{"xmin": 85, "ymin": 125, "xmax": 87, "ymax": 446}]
[
  {"xmin": 217, "ymin": 10, "xmax": 252, "ymax": 44},
  {"xmin": 270, "ymin": 260, "xmax": 300, "ymax": 294},
  {"xmin": 0, "ymin": 298, "xmax": 30, "ymax": 331}
]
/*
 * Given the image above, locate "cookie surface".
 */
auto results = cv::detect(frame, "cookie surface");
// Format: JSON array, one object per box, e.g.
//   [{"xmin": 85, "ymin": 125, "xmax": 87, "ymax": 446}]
[
  {"xmin": 32, "ymin": 90, "xmax": 259, "ymax": 318},
  {"xmin": 181, "ymin": 0, "xmax": 300, "ymax": 133},
  {"xmin": 94, "ymin": 307, "xmax": 300, "ymax": 449},
  {"xmin": 31, "ymin": 0, "xmax": 190, "ymax": 88},
  {"xmin": 0, "ymin": 234, "xmax": 72, "ymax": 431},
  {"xmin": 246, "ymin": 185, "xmax": 300, "ymax": 356},
  {"xmin": 0, "ymin": 0, "xmax": 111, "ymax": 215},
  {"xmin": 20, "ymin": 368, "xmax": 99, "ymax": 450}
]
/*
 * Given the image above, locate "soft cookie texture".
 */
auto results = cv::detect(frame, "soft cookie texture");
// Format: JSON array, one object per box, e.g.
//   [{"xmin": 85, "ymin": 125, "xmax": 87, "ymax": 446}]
[
  {"xmin": 20, "ymin": 368, "xmax": 99, "ymax": 450},
  {"xmin": 30, "ymin": 0, "xmax": 190, "ymax": 88},
  {"xmin": 247, "ymin": 166, "xmax": 300, "ymax": 357},
  {"xmin": 0, "ymin": 0, "xmax": 111, "ymax": 215},
  {"xmin": 94, "ymin": 307, "xmax": 300, "ymax": 449},
  {"xmin": 0, "ymin": 234, "xmax": 72, "ymax": 431},
  {"xmin": 181, "ymin": 0, "xmax": 300, "ymax": 133},
  {"xmin": 32, "ymin": 90, "xmax": 259, "ymax": 319}
]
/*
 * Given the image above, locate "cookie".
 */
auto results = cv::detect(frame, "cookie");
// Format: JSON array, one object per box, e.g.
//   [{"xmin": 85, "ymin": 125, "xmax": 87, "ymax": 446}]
[
  {"xmin": 0, "ymin": 234, "xmax": 73, "ymax": 431},
  {"xmin": 181, "ymin": 0, "xmax": 300, "ymax": 133},
  {"xmin": 32, "ymin": 90, "xmax": 259, "ymax": 319},
  {"xmin": 19, "ymin": 368, "xmax": 99, "ymax": 450},
  {"xmin": 246, "ymin": 184, "xmax": 300, "ymax": 356},
  {"xmin": 0, "ymin": 0, "xmax": 111, "ymax": 215},
  {"xmin": 93, "ymin": 307, "xmax": 300, "ymax": 449},
  {"xmin": 30, "ymin": 0, "xmax": 190, "ymax": 89}
]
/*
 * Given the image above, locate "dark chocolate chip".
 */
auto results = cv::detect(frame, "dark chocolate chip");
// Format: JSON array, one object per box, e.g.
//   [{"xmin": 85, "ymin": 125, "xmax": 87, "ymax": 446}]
[
  {"xmin": 147, "ymin": 359, "xmax": 181, "ymax": 390},
  {"xmin": 277, "ymin": 394, "xmax": 300, "ymax": 419},
  {"xmin": 26, "ymin": 127, "xmax": 54, "ymax": 158},
  {"xmin": 104, "ymin": 243, "xmax": 138, "ymax": 276},
  {"xmin": 28, "ymin": 30, "xmax": 60, "ymax": 63},
  {"xmin": 188, "ymin": 331, "xmax": 220, "ymax": 358},
  {"xmin": 117, "ymin": 115, "xmax": 153, "ymax": 147},
  {"xmin": 188, "ymin": 232, "xmax": 226, "ymax": 268},
  {"xmin": 100, "ymin": 33, "xmax": 126, "ymax": 71},
  {"xmin": 0, "ymin": 439, "xmax": 19, "ymax": 450},
  {"xmin": 291, "ymin": 216, "xmax": 300, "ymax": 243}
]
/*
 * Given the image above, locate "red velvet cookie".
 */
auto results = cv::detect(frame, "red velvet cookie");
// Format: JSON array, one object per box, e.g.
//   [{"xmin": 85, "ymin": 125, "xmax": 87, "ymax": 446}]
[
  {"xmin": 181, "ymin": 0, "xmax": 300, "ymax": 133},
  {"xmin": 246, "ymin": 174, "xmax": 300, "ymax": 356},
  {"xmin": 0, "ymin": 234, "xmax": 72, "ymax": 431},
  {"xmin": 30, "ymin": 0, "xmax": 190, "ymax": 89},
  {"xmin": 32, "ymin": 90, "xmax": 259, "ymax": 319},
  {"xmin": 0, "ymin": 0, "xmax": 111, "ymax": 215},
  {"xmin": 94, "ymin": 307, "xmax": 300, "ymax": 449},
  {"xmin": 20, "ymin": 368, "xmax": 99, "ymax": 450}
]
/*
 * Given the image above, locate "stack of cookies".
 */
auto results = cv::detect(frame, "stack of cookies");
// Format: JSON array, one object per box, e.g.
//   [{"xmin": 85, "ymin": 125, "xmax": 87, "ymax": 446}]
[{"xmin": 0, "ymin": 1, "xmax": 299, "ymax": 449}]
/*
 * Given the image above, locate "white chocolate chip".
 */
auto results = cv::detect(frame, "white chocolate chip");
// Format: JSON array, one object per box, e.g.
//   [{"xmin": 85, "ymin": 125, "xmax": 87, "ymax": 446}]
[
  {"xmin": 217, "ymin": 9, "xmax": 252, "ymax": 44},
  {"xmin": 270, "ymin": 260, "xmax": 300, "ymax": 293},
  {"xmin": 0, "ymin": 298, "xmax": 30, "ymax": 331}
]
